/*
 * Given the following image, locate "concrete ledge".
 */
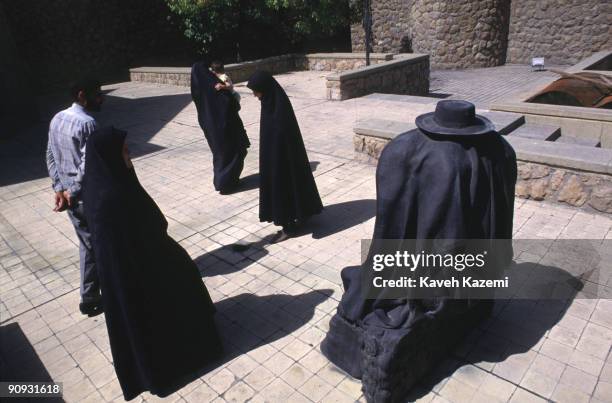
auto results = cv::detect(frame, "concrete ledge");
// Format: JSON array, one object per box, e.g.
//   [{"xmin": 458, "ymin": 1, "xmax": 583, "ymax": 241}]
[
  {"xmin": 566, "ymin": 50, "xmax": 612, "ymax": 73},
  {"xmin": 492, "ymin": 101, "xmax": 612, "ymax": 123},
  {"xmin": 505, "ymin": 136, "xmax": 612, "ymax": 174},
  {"xmin": 354, "ymin": 118, "xmax": 612, "ymax": 175},
  {"xmin": 353, "ymin": 119, "xmax": 416, "ymax": 139},
  {"xmin": 491, "ymin": 101, "xmax": 612, "ymax": 149}
]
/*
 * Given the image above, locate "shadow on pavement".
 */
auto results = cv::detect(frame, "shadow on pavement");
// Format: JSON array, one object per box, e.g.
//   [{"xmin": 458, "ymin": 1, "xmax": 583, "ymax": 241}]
[
  {"xmin": 405, "ymin": 262, "xmax": 583, "ymax": 401},
  {"xmin": 0, "ymin": 323, "xmax": 65, "ymax": 402},
  {"xmin": 0, "ymin": 92, "xmax": 192, "ymax": 187},
  {"xmin": 300, "ymin": 199, "xmax": 376, "ymax": 239}
]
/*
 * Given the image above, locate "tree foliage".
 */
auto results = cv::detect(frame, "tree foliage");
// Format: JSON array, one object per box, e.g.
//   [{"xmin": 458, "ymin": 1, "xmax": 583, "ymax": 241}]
[{"xmin": 165, "ymin": 0, "xmax": 352, "ymax": 59}]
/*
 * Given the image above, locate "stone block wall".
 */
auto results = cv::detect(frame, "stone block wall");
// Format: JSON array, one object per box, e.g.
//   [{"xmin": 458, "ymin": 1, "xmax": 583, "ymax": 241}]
[
  {"xmin": 351, "ymin": 0, "xmax": 411, "ymax": 53},
  {"xmin": 352, "ymin": 0, "xmax": 610, "ymax": 69},
  {"xmin": 506, "ymin": 0, "xmax": 612, "ymax": 65},
  {"xmin": 326, "ymin": 55, "xmax": 429, "ymax": 101},
  {"xmin": 298, "ymin": 53, "xmax": 392, "ymax": 71},
  {"xmin": 410, "ymin": 0, "xmax": 511, "ymax": 69},
  {"xmin": 515, "ymin": 163, "xmax": 612, "ymax": 214},
  {"xmin": 130, "ymin": 55, "xmax": 300, "ymax": 87},
  {"xmin": 130, "ymin": 53, "xmax": 430, "ymax": 102}
]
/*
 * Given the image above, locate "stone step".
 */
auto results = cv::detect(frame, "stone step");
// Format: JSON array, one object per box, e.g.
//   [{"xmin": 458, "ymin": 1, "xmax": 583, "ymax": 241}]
[
  {"xmin": 362, "ymin": 93, "xmax": 441, "ymax": 104},
  {"xmin": 508, "ymin": 123, "xmax": 561, "ymax": 141},
  {"xmin": 555, "ymin": 136, "xmax": 601, "ymax": 148},
  {"xmin": 353, "ymin": 118, "xmax": 416, "ymax": 140},
  {"xmin": 479, "ymin": 111, "xmax": 526, "ymax": 136}
]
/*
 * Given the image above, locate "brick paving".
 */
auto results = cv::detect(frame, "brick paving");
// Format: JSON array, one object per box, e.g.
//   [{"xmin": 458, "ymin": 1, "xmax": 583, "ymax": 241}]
[
  {"xmin": 430, "ymin": 64, "xmax": 566, "ymax": 108},
  {"xmin": 1, "ymin": 69, "xmax": 611, "ymax": 403}
]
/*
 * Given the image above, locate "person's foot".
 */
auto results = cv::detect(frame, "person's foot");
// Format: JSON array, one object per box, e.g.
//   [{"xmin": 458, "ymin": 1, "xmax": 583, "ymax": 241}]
[
  {"xmin": 79, "ymin": 300, "xmax": 103, "ymax": 317},
  {"xmin": 283, "ymin": 220, "xmax": 302, "ymax": 236},
  {"xmin": 270, "ymin": 230, "xmax": 291, "ymax": 244},
  {"xmin": 219, "ymin": 180, "xmax": 241, "ymax": 195}
]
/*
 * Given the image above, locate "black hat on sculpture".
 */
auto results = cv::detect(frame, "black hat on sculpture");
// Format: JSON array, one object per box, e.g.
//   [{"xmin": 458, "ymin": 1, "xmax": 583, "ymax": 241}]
[{"xmin": 415, "ymin": 100, "xmax": 495, "ymax": 136}]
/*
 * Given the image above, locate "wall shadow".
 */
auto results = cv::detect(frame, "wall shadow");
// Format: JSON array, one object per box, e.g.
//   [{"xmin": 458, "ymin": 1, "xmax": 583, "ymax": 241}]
[
  {"xmin": 0, "ymin": 323, "xmax": 65, "ymax": 402},
  {"xmin": 404, "ymin": 262, "xmax": 584, "ymax": 401},
  {"xmin": 0, "ymin": 92, "xmax": 192, "ymax": 187}
]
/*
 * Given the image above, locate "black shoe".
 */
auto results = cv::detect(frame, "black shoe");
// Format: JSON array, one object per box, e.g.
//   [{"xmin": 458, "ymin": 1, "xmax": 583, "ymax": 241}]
[
  {"xmin": 282, "ymin": 220, "xmax": 302, "ymax": 236},
  {"xmin": 270, "ymin": 230, "xmax": 291, "ymax": 244},
  {"xmin": 79, "ymin": 300, "xmax": 104, "ymax": 317}
]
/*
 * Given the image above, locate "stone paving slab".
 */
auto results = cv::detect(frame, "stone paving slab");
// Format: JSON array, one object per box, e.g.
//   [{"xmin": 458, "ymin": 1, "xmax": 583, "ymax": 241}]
[
  {"xmin": 430, "ymin": 64, "xmax": 567, "ymax": 107},
  {"xmin": 556, "ymin": 135, "xmax": 602, "ymax": 148},
  {"xmin": 508, "ymin": 123, "xmax": 561, "ymax": 141},
  {"xmin": 1, "ymin": 70, "xmax": 612, "ymax": 403}
]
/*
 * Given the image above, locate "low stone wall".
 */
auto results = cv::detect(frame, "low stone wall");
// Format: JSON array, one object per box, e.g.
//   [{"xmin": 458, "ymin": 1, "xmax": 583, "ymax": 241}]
[
  {"xmin": 354, "ymin": 117, "xmax": 612, "ymax": 214},
  {"xmin": 326, "ymin": 54, "xmax": 429, "ymax": 101},
  {"xmin": 130, "ymin": 67, "xmax": 191, "ymax": 87},
  {"xmin": 130, "ymin": 53, "xmax": 431, "ymax": 102},
  {"xmin": 299, "ymin": 53, "xmax": 393, "ymax": 71},
  {"xmin": 225, "ymin": 54, "xmax": 298, "ymax": 83},
  {"xmin": 130, "ymin": 54, "xmax": 299, "ymax": 87}
]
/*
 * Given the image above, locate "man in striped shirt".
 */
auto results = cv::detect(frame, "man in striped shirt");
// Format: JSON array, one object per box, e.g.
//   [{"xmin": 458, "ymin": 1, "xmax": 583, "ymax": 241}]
[{"xmin": 46, "ymin": 77, "xmax": 104, "ymax": 317}]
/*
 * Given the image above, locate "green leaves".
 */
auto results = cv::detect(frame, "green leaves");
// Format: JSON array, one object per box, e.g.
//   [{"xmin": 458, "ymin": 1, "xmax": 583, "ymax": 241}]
[{"xmin": 165, "ymin": 0, "xmax": 351, "ymax": 57}]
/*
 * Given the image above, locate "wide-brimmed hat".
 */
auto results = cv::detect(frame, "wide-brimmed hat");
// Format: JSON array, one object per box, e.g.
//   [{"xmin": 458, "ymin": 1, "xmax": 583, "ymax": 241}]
[{"xmin": 415, "ymin": 100, "xmax": 495, "ymax": 136}]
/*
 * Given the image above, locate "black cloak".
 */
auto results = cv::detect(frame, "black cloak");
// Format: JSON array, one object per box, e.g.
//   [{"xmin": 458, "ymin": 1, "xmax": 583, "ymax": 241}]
[
  {"xmin": 82, "ymin": 127, "xmax": 222, "ymax": 401},
  {"xmin": 246, "ymin": 71, "xmax": 323, "ymax": 227},
  {"xmin": 321, "ymin": 129, "xmax": 517, "ymax": 402},
  {"xmin": 191, "ymin": 61, "xmax": 250, "ymax": 193}
]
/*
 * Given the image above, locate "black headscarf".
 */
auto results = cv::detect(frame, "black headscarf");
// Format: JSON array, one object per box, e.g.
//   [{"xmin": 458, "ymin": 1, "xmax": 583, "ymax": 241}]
[
  {"xmin": 247, "ymin": 71, "xmax": 323, "ymax": 226},
  {"xmin": 82, "ymin": 127, "xmax": 222, "ymax": 400},
  {"xmin": 191, "ymin": 61, "xmax": 249, "ymax": 192}
]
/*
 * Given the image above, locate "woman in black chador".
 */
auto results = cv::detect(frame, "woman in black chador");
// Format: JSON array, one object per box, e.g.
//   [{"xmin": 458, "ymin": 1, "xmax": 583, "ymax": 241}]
[
  {"xmin": 191, "ymin": 60, "xmax": 250, "ymax": 193},
  {"xmin": 247, "ymin": 71, "xmax": 323, "ymax": 241},
  {"xmin": 321, "ymin": 101, "xmax": 517, "ymax": 403},
  {"xmin": 82, "ymin": 127, "xmax": 222, "ymax": 401}
]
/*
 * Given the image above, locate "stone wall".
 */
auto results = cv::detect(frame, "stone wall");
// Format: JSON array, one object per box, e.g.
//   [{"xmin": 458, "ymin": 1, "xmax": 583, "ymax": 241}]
[
  {"xmin": 326, "ymin": 54, "xmax": 429, "ymax": 101},
  {"xmin": 298, "ymin": 53, "xmax": 392, "ymax": 71},
  {"xmin": 506, "ymin": 0, "xmax": 612, "ymax": 65},
  {"xmin": 410, "ymin": 0, "xmax": 510, "ymax": 69},
  {"xmin": 131, "ymin": 54, "xmax": 301, "ymax": 87},
  {"xmin": 2, "ymin": 0, "xmax": 191, "ymax": 92},
  {"xmin": 351, "ymin": 0, "xmax": 411, "ymax": 53},
  {"xmin": 130, "ymin": 53, "xmax": 430, "ymax": 102},
  {"xmin": 515, "ymin": 163, "xmax": 612, "ymax": 214},
  {"xmin": 352, "ymin": 0, "xmax": 610, "ymax": 69}
]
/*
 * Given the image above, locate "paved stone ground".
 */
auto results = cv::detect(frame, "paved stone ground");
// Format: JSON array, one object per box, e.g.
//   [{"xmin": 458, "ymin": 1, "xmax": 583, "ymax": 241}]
[
  {"xmin": 430, "ymin": 64, "xmax": 566, "ymax": 108},
  {"xmin": 1, "ymin": 69, "xmax": 611, "ymax": 403}
]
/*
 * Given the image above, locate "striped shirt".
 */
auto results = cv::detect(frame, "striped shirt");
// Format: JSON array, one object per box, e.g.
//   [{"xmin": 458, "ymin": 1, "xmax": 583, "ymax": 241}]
[{"xmin": 46, "ymin": 103, "xmax": 98, "ymax": 197}]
